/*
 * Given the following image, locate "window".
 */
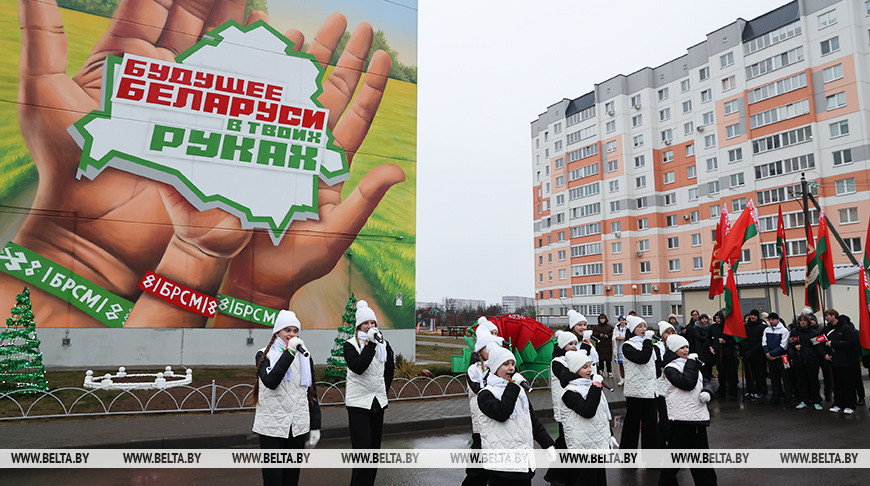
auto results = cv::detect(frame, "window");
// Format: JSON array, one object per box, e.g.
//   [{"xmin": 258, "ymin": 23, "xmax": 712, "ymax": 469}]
[
  {"xmin": 633, "ymin": 135, "xmax": 644, "ymax": 147},
  {"xmin": 699, "ymin": 113, "xmax": 714, "ymax": 129},
  {"xmin": 754, "ymin": 153, "xmax": 815, "ymax": 179},
  {"xmin": 605, "ymin": 140, "xmax": 617, "ymax": 152},
  {"xmin": 554, "ymin": 122, "xmax": 562, "ymax": 134},
  {"xmin": 554, "ymin": 140, "xmax": 562, "ymax": 152},
  {"xmin": 823, "ymin": 64, "xmax": 844, "ymax": 83},
  {"xmin": 688, "ymin": 187, "xmax": 699, "ymax": 201},
  {"xmin": 835, "ymin": 178, "xmax": 855, "ymax": 195},
  {"xmin": 555, "ymin": 194, "xmax": 565, "ymax": 206},
  {"xmin": 605, "ymin": 101, "xmax": 614, "ymax": 113},
  {"xmin": 570, "ymin": 222, "xmax": 602, "ymax": 237},
  {"xmin": 690, "ymin": 210, "xmax": 700, "ymax": 223},
  {"xmin": 749, "ymin": 99, "xmax": 810, "ymax": 129},
  {"xmin": 692, "ymin": 233, "xmax": 702, "ymax": 246},
  {"xmin": 632, "ymin": 114, "xmax": 643, "ymax": 127},
  {"xmin": 818, "ymin": 10, "xmax": 837, "ymax": 29},
  {"xmin": 558, "ymin": 250, "xmax": 566, "ymax": 261},
  {"xmin": 728, "ymin": 148, "xmax": 743, "ymax": 162},
  {"xmin": 640, "ymin": 262, "xmax": 651, "ymax": 273},
  {"xmin": 701, "ymin": 89, "xmax": 712, "ymax": 103},
  {"xmin": 660, "ymin": 108, "xmax": 671, "ymax": 121},
  {"xmin": 687, "ymin": 165, "xmax": 697, "ymax": 179},
  {"xmin": 549, "ymin": 271, "xmax": 553, "ymax": 281},
  {"xmin": 558, "ymin": 231, "xmax": 566, "ymax": 242},
  {"xmin": 641, "ymin": 305, "xmax": 654, "ymax": 318},
  {"xmin": 614, "ymin": 287, "xmax": 624, "ymax": 298},
  {"xmin": 681, "ymin": 79, "xmax": 691, "ymax": 92},
  {"xmin": 744, "ymin": 19, "xmax": 801, "ymax": 55},
  {"xmin": 613, "ymin": 263, "xmax": 623, "ymax": 275},
  {"xmin": 732, "ymin": 197, "xmax": 747, "ymax": 212},
  {"xmin": 666, "ymin": 215, "xmax": 678, "ymax": 227},
  {"xmin": 609, "ymin": 180, "xmax": 620, "ymax": 192},
  {"xmin": 726, "ymin": 124, "xmax": 741, "ymax": 138},
  {"xmin": 606, "ymin": 120, "xmax": 616, "ymax": 133},
  {"xmin": 756, "ymin": 183, "xmax": 818, "ymax": 206},
  {"xmin": 833, "ymin": 149, "xmax": 852, "ymax": 166},
  {"xmin": 611, "ymin": 221, "xmax": 621, "ymax": 232},
  {"xmin": 661, "ymin": 129, "xmax": 673, "ymax": 142},
  {"xmin": 567, "ymin": 162, "xmax": 600, "ymax": 181},
  {"xmin": 668, "ymin": 259, "xmax": 681, "ymax": 271},
  {"xmin": 708, "ymin": 181, "xmax": 720, "ymax": 194},
  {"xmin": 572, "ymin": 263, "xmax": 603, "ymax": 277},
  {"xmin": 838, "ymin": 207, "xmax": 858, "ymax": 225},
  {"xmin": 641, "ymin": 283, "xmax": 652, "ymax": 295},
  {"xmin": 684, "ymin": 122, "xmax": 694, "ymax": 135},
  {"xmin": 555, "ymin": 158, "xmax": 564, "ymax": 169},
  {"xmin": 844, "ymin": 238, "xmax": 862, "ymax": 254},
  {"xmin": 665, "ymin": 192, "xmax": 677, "ymax": 205},
  {"xmin": 704, "ymin": 134, "xmax": 716, "ymax": 148},
  {"xmin": 722, "ymin": 75, "xmax": 736, "ymax": 91},
  {"xmin": 730, "ymin": 172, "xmax": 745, "ymax": 187},
  {"xmin": 658, "ymin": 87, "xmax": 670, "ymax": 101},
  {"xmin": 539, "ymin": 273, "xmax": 543, "ymax": 282},
  {"xmin": 608, "ymin": 160, "xmax": 619, "ymax": 172},
  {"xmin": 723, "ymin": 99, "xmax": 740, "ymax": 115},
  {"xmin": 720, "ymin": 52, "xmax": 734, "ymax": 67},
  {"xmin": 821, "ymin": 36, "xmax": 840, "ymax": 56},
  {"xmin": 558, "ymin": 269, "xmax": 567, "ymax": 280},
  {"xmin": 710, "ymin": 205, "xmax": 720, "ymax": 219},
  {"xmin": 747, "ymin": 72, "xmax": 807, "ymax": 104},
  {"xmin": 556, "ymin": 176, "xmax": 565, "ymax": 187},
  {"xmin": 630, "ymin": 94, "xmax": 641, "ymax": 107},
  {"xmin": 610, "ymin": 201, "xmax": 622, "ymax": 212},
  {"xmin": 739, "ymin": 248, "xmax": 751, "ymax": 264},
  {"xmin": 571, "ymin": 242, "xmax": 602, "ymax": 257},
  {"xmin": 639, "ymin": 240, "xmax": 650, "ymax": 252},
  {"xmin": 635, "ymin": 155, "xmax": 646, "ymax": 168},
  {"xmin": 706, "ymin": 157, "xmax": 718, "ymax": 171},
  {"xmin": 636, "ymin": 196, "xmax": 648, "ymax": 209},
  {"xmin": 636, "ymin": 176, "xmax": 647, "ymax": 188},
  {"xmin": 693, "ymin": 256, "xmax": 704, "ymax": 270},
  {"xmin": 664, "ymin": 171, "xmax": 675, "ymax": 184},
  {"xmin": 830, "ymin": 120, "xmax": 849, "ymax": 138},
  {"xmin": 752, "ymin": 126, "xmax": 813, "ymax": 154},
  {"xmin": 682, "ymin": 100, "xmax": 693, "ymax": 113},
  {"xmin": 637, "ymin": 218, "xmax": 648, "ymax": 230},
  {"xmin": 663, "ymin": 150, "xmax": 674, "ymax": 163},
  {"xmin": 556, "ymin": 213, "xmax": 565, "ymax": 224},
  {"xmin": 686, "ymin": 144, "xmax": 695, "ymax": 157},
  {"xmin": 670, "ymin": 286, "xmax": 681, "ymax": 297},
  {"xmin": 699, "ymin": 66, "xmax": 710, "ymax": 81},
  {"xmin": 745, "ymin": 46, "xmax": 804, "ymax": 79},
  {"xmin": 612, "ymin": 242, "xmax": 622, "ymax": 254},
  {"xmin": 667, "ymin": 236, "xmax": 679, "ymax": 249}
]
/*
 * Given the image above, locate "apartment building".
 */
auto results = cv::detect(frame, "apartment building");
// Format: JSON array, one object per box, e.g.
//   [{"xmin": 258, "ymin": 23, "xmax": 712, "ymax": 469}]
[
  {"xmin": 531, "ymin": 0, "xmax": 870, "ymax": 321},
  {"xmin": 502, "ymin": 295, "xmax": 536, "ymax": 313}
]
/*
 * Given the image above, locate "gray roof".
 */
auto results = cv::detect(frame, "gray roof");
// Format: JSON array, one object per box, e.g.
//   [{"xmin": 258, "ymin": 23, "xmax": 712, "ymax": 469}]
[
  {"xmin": 742, "ymin": 0, "xmax": 799, "ymax": 42},
  {"xmin": 680, "ymin": 264, "xmax": 860, "ymax": 290},
  {"xmin": 565, "ymin": 91, "xmax": 595, "ymax": 116}
]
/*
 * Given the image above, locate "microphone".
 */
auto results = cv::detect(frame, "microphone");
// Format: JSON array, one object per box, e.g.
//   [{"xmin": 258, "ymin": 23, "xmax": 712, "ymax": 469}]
[
  {"xmin": 599, "ymin": 381, "xmax": 614, "ymax": 392},
  {"xmin": 519, "ymin": 380, "xmax": 532, "ymax": 392},
  {"xmin": 296, "ymin": 343, "xmax": 310, "ymax": 358},
  {"xmin": 372, "ymin": 330, "xmax": 385, "ymax": 344}
]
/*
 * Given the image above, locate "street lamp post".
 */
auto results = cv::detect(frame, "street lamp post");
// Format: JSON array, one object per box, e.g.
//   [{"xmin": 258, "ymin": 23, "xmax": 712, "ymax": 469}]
[{"xmin": 631, "ymin": 284, "xmax": 638, "ymax": 315}]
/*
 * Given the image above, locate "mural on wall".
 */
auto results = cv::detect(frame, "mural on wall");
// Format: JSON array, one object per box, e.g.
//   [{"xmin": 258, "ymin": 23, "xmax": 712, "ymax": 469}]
[{"xmin": 0, "ymin": 0, "xmax": 417, "ymax": 329}]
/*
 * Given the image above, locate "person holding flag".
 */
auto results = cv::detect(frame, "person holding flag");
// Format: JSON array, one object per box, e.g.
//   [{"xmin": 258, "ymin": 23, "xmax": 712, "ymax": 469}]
[
  {"xmin": 823, "ymin": 309, "xmax": 861, "ymax": 415},
  {"xmin": 817, "ymin": 208, "xmax": 837, "ymax": 290},
  {"xmin": 805, "ymin": 217, "xmax": 822, "ymax": 313},
  {"xmin": 708, "ymin": 205, "xmax": 730, "ymax": 300},
  {"xmin": 776, "ymin": 205, "xmax": 792, "ymax": 296}
]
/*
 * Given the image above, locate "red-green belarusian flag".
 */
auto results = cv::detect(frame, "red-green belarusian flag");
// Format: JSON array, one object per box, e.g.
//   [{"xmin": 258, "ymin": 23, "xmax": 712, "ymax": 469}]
[
  {"xmin": 709, "ymin": 204, "xmax": 730, "ymax": 299},
  {"xmin": 817, "ymin": 208, "xmax": 836, "ymax": 289},
  {"xmin": 723, "ymin": 262, "xmax": 747, "ymax": 339},
  {"xmin": 714, "ymin": 199, "xmax": 758, "ymax": 264},
  {"xmin": 805, "ymin": 222, "xmax": 821, "ymax": 312},
  {"xmin": 776, "ymin": 205, "xmax": 790, "ymax": 295}
]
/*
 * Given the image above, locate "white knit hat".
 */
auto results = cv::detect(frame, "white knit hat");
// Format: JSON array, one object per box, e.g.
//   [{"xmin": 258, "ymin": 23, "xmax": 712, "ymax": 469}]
[
  {"xmin": 658, "ymin": 322, "xmax": 675, "ymax": 336},
  {"xmin": 667, "ymin": 335, "xmax": 690, "ymax": 353},
  {"xmin": 556, "ymin": 330, "xmax": 578, "ymax": 350},
  {"xmin": 568, "ymin": 310, "xmax": 587, "ymax": 327},
  {"xmin": 355, "ymin": 300, "xmax": 377, "ymax": 326},
  {"xmin": 626, "ymin": 315, "xmax": 646, "ymax": 333},
  {"xmin": 474, "ymin": 332, "xmax": 504, "ymax": 353},
  {"xmin": 475, "ymin": 316, "xmax": 499, "ymax": 336},
  {"xmin": 274, "ymin": 310, "xmax": 301, "ymax": 333},
  {"xmin": 565, "ymin": 350, "xmax": 592, "ymax": 374},
  {"xmin": 485, "ymin": 346, "xmax": 515, "ymax": 372},
  {"xmin": 801, "ymin": 307, "xmax": 813, "ymax": 315}
]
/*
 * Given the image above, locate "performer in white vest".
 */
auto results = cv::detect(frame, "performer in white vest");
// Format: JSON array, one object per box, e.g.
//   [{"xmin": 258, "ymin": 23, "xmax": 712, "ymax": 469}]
[
  {"xmin": 655, "ymin": 321, "xmax": 679, "ymax": 448},
  {"xmin": 561, "ymin": 350, "xmax": 619, "ymax": 486},
  {"xmin": 543, "ymin": 331, "xmax": 579, "ymax": 486},
  {"xmin": 619, "ymin": 315, "xmax": 660, "ymax": 449},
  {"xmin": 342, "ymin": 300, "xmax": 395, "ymax": 486},
  {"xmin": 462, "ymin": 322, "xmax": 503, "ymax": 486},
  {"xmin": 252, "ymin": 310, "xmax": 321, "ymax": 486},
  {"xmin": 477, "ymin": 346, "xmax": 556, "ymax": 486},
  {"xmin": 658, "ymin": 335, "xmax": 718, "ymax": 486}
]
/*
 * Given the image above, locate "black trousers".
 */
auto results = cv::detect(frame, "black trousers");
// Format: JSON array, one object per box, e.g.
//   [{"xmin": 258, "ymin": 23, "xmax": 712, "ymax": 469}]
[
  {"xmin": 657, "ymin": 422, "xmax": 717, "ymax": 486},
  {"xmin": 832, "ymin": 366, "xmax": 859, "ymax": 409},
  {"xmin": 543, "ymin": 423, "xmax": 566, "ymax": 485},
  {"xmin": 715, "ymin": 353, "xmax": 739, "ymax": 397},
  {"xmin": 348, "ymin": 403, "xmax": 386, "ymax": 486},
  {"xmin": 599, "ymin": 359, "xmax": 613, "ymax": 373},
  {"xmin": 259, "ymin": 433, "xmax": 306, "ymax": 486},
  {"xmin": 486, "ymin": 470, "xmax": 533, "ymax": 486},
  {"xmin": 620, "ymin": 397, "xmax": 658, "ymax": 449},
  {"xmin": 744, "ymin": 355, "xmax": 767, "ymax": 396},
  {"xmin": 794, "ymin": 362, "xmax": 821, "ymax": 405},
  {"xmin": 821, "ymin": 360, "xmax": 834, "ymax": 399},
  {"xmin": 567, "ymin": 467, "xmax": 607, "ymax": 485},
  {"xmin": 768, "ymin": 358, "xmax": 793, "ymax": 403},
  {"xmin": 656, "ymin": 396, "xmax": 670, "ymax": 448},
  {"xmin": 462, "ymin": 433, "xmax": 488, "ymax": 486}
]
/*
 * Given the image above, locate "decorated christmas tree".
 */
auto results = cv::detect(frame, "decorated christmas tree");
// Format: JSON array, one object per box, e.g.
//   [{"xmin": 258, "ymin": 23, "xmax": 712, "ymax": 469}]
[
  {"xmin": 325, "ymin": 293, "xmax": 357, "ymax": 379},
  {"xmin": 0, "ymin": 287, "xmax": 49, "ymax": 393}
]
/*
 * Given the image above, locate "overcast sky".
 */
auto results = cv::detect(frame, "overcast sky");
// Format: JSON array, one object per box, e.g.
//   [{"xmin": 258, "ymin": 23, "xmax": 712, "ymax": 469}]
[{"xmin": 415, "ymin": 0, "xmax": 790, "ymax": 304}]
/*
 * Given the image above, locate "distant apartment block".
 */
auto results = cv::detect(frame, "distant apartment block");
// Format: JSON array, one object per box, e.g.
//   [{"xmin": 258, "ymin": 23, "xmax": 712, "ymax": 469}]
[
  {"xmin": 531, "ymin": 0, "xmax": 870, "ymax": 320},
  {"xmin": 443, "ymin": 298, "xmax": 487, "ymax": 311},
  {"xmin": 502, "ymin": 295, "xmax": 536, "ymax": 313}
]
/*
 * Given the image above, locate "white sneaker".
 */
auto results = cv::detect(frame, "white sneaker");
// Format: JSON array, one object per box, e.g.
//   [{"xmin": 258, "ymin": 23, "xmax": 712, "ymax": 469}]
[
  {"xmin": 844, "ymin": 408, "xmax": 854, "ymax": 415},
  {"xmin": 829, "ymin": 406, "xmax": 842, "ymax": 413},
  {"xmin": 617, "ymin": 380, "xmax": 624, "ymax": 386},
  {"xmin": 608, "ymin": 372, "xmax": 614, "ymax": 378}
]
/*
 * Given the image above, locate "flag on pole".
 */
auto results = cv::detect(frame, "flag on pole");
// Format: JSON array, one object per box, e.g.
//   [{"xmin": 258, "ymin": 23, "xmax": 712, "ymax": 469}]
[
  {"xmin": 714, "ymin": 199, "xmax": 758, "ymax": 264},
  {"xmin": 709, "ymin": 205, "xmax": 730, "ymax": 299},
  {"xmin": 859, "ymin": 261, "xmax": 870, "ymax": 350},
  {"xmin": 723, "ymin": 262, "xmax": 747, "ymax": 339},
  {"xmin": 776, "ymin": 206, "xmax": 790, "ymax": 295},
  {"xmin": 805, "ymin": 222, "xmax": 821, "ymax": 312},
  {"xmin": 817, "ymin": 208, "xmax": 836, "ymax": 289}
]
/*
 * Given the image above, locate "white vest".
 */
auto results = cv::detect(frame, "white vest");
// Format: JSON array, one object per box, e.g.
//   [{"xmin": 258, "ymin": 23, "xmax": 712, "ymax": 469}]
[
  {"xmin": 655, "ymin": 342, "xmax": 669, "ymax": 398},
  {"xmin": 479, "ymin": 384, "xmax": 535, "ymax": 473},
  {"xmin": 664, "ymin": 360, "xmax": 710, "ymax": 423},
  {"xmin": 561, "ymin": 384, "xmax": 612, "ymax": 450},
  {"xmin": 467, "ymin": 361, "xmax": 487, "ymax": 433},
  {"xmin": 623, "ymin": 340, "xmax": 657, "ymax": 399},
  {"xmin": 252, "ymin": 349, "xmax": 311, "ymax": 438},
  {"xmin": 549, "ymin": 357, "xmax": 569, "ymax": 423},
  {"xmin": 344, "ymin": 337, "xmax": 388, "ymax": 409}
]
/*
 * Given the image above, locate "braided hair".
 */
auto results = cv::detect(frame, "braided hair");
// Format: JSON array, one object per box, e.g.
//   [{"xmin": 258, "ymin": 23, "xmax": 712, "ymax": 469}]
[{"xmin": 251, "ymin": 333, "xmax": 278, "ymax": 406}]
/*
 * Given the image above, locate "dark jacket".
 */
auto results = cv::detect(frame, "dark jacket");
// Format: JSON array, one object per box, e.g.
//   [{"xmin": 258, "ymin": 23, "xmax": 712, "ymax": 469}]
[
  {"xmin": 788, "ymin": 326, "xmax": 826, "ymax": 364},
  {"xmin": 708, "ymin": 313, "xmax": 738, "ymax": 358},
  {"xmin": 256, "ymin": 349, "xmax": 322, "ymax": 430},
  {"xmin": 592, "ymin": 322, "xmax": 615, "ymax": 361},
  {"xmin": 825, "ymin": 316, "xmax": 861, "ymax": 367},
  {"xmin": 682, "ymin": 321, "xmax": 697, "ymax": 353},
  {"xmin": 739, "ymin": 319, "xmax": 766, "ymax": 359},
  {"xmin": 693, "ymin": 321, "xmax": 714, "ymax": 361}
]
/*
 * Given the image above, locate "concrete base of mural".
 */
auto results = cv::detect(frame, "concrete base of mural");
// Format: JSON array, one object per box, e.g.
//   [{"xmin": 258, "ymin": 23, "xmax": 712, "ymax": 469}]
[{"xmin": 37, "ymin": 329, "xmax": 416, "ymax": 368}]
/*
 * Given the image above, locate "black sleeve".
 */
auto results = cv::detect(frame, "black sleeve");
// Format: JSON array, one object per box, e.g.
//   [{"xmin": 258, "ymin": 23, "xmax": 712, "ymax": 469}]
[
  {"xmin": 623, "ymin": 339, "xmax": 653, "ymax": 364},
  {"xmin": 664, "ymin": 359, "xmax": 701, "ymax": 391},
  {"xmin": 384, "ymin": 342, "xmax": 396, "ymax": 389},
  {"xmin": 256, "ymin": 349, "xmax": 295, "ymax": 390},
  {"xmin": 530, "ymin": 402, "xmax": 555, "ymax": 449},
  {"xmin": 477, "ymin": 383, "xmax": 521, "ymax": 422},
  {"xmin": 307, "ymin": 356, "xmax": 322, "ymax": 430},
  {"xmin": 653, "ymin": 345, "xmax": 663, "ymax": 378},
  {"xmin": 562, "ymin": 386, "xmax": 602, "ymax": 419},
  {"xmin": 552, "ymin": 360, "xmax": 574, "ymax": 388},
  {"xmin": 343, "ymin": 340, "xmax": 377, "ymax": 375}
]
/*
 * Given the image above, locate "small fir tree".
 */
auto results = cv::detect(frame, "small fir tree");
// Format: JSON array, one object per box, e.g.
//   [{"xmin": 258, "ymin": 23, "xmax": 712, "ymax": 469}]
[
  {"xmin": 0, "ymin": 287, "xmax": 49, "ymax": 393},
  {"xmin": 325, "ymin": 294, "xmax": 358, "ymax": 379}
]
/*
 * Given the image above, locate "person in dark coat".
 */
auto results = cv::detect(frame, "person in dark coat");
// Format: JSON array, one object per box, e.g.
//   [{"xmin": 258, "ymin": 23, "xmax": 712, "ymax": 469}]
[
  {"xmin": 739, "ymin": 309, "xmax": 767, "ymax": 402},
  {"xmin": 593, "ymin": 313, "xmax": 615, "ymax": 377},
  {"xmin": 823, "ymin": 310, "xmax": 861, "ymax": 414},
  {"xmin": 682, "ymin": 310, "xmax": 700, "ymax": 353},
  {"xmin": 789, "ymin": 314, "xmax": 825, "ymax": 410},
  {"xmin": 708, "ymin": 311, "xmax": 738, "ymax": 400},
  {"xmin": 820, "ymin": 309, "xmax": 836, "ymax": 401},
  {"xmin": 693, "ymin": 314, "xmax": 714, "ymax": 380}
]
